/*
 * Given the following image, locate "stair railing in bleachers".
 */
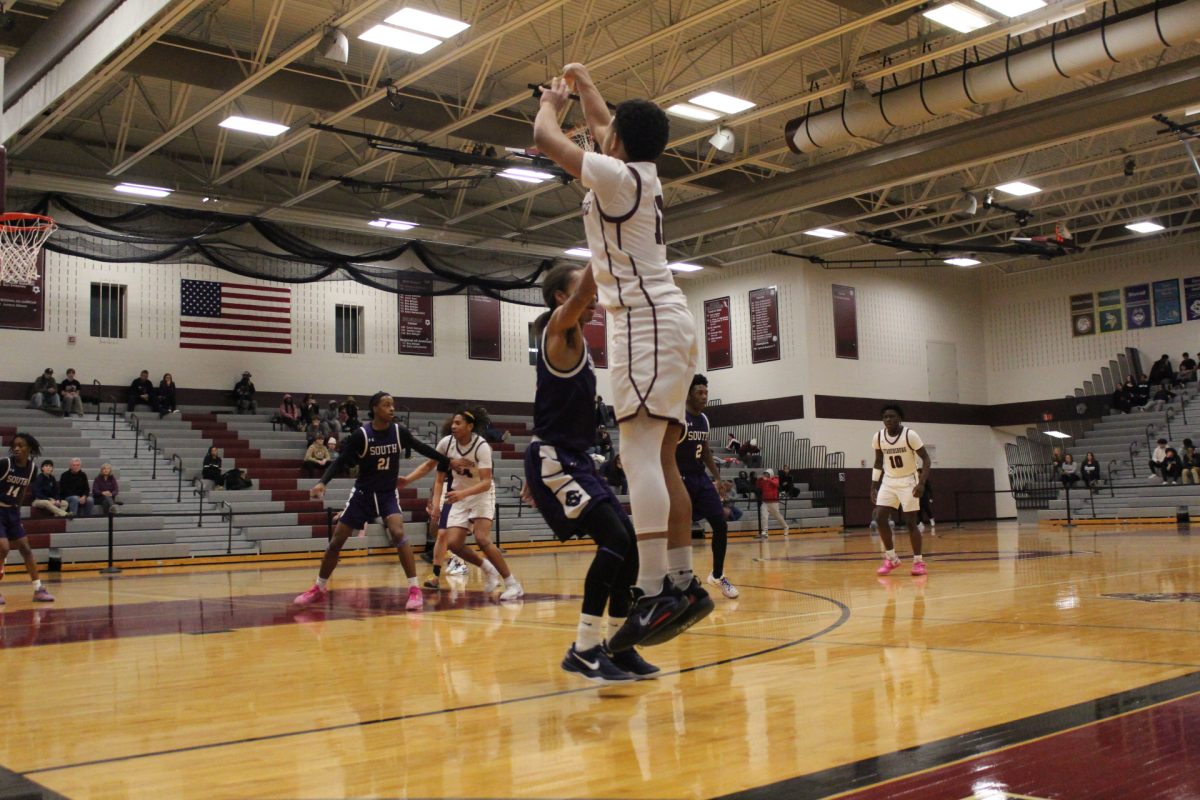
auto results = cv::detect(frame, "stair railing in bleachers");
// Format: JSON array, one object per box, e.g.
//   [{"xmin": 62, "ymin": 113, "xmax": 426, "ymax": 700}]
[
  {"xmin": 147, "ymin": 433, "xmax": 159, "ymax": 479},
  {"xmin": 1144, "ymin": 423, "xmax": 1156, "ymax": 457},
  {"xmin": 110, "ymin": 397, "xmax": 119, "ymax": 439},
  {"xmin": 92, "ymin": 380, "xmax": 103, "ymax": 421},
  {"xmin": 128, "ymin": 414, "xmax": 140, "ymax": 458},
  {"xmin": 1129, "ymin": 440, "xmax": 1141, "ymax": 477},
  {"xmin": 1166, "ymin": 407, "xmax": 1176, "ymax": 441},
  {"xmin": 219, "ymin": 500, "xmax": 234, "ymax": 554},
  {"xmin": 425, "ymin": 420, "xmax": 439, "ymax": 444},
  {"xmin": 1106, "ymin": 459, "xmax": 1119, "ymax": 497},
  {"xmin": 171, "ymin": 454, "xmax": 184, "ymax": 502},
  {"xmin": 394, "ymin": 403, "xmax": 411, "ymax": 429}
]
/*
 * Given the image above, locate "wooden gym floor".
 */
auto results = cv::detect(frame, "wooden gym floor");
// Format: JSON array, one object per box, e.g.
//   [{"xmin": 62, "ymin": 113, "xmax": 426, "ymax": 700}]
[{"xmin": 1, "ymin": 521, "xmax": 1198, "ymax": 799}]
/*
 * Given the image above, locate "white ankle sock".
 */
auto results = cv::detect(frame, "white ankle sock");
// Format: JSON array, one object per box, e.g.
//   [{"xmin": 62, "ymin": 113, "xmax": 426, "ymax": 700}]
[
  {"xmin": 913, "ymin": 555, "xmax": 925, "ymax": 563},
  {"xmin": 504, "ymin": 574, "xmax": 519, "ymax": 588},
  {"xmin": 667, "ymin": 546, "xmax": 694, "ymax": 590},
  {"xmin": 636, "ymin": 538, "xmax": 669, "ymax": 594},
  {"xmin": 316, "ymin": 576, "xmax": 329, "ymax": 590},
  {"xmin": 408, "ymin": 576, "xmax": 419, "ymax": 588},
  {"xmin": 884, "ymin": 549, "xmax": 898, "ymax": 562},
  {"xmin": 32, "ymin": 579, "xmax": 42, "ymax": 591},
  {"xmin": 576, "ymin": 614, "xmax": 603, "ymax": 650}
]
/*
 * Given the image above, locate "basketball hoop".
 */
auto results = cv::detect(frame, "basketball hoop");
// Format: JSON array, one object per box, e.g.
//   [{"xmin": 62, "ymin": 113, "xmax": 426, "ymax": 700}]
[
  {"xmin": 568, "ymin": 125, "xmax": 596, "ymax": 153},
  {"xmin": 0, "ymin": 212, "xmax": 57, "ymax": 286}
]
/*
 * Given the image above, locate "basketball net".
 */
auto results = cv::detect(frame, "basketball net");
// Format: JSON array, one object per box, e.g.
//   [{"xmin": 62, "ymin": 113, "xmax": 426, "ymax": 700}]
[
  {"xmin": 567, "ymin": 124, "xmax": 595, "ymax": 153},
  {"xmin": 0, "ymin": 213, "xmax": 56, "ymax": 286}
]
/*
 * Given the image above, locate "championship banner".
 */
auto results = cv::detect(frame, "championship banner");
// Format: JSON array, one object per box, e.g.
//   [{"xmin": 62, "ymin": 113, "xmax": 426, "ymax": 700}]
[
  {"xmin": 1097, "ymin": 289, "xmax": 1123, "ymax": 333},
  {"xmin": 1124, "ymin": 284, "xmax": 1151, "ymax": 330},
  {"xmin": 467, "ymin": 292, "xmax": 501, "ymax": 361},
  {"xmin": 1153, "ymin": 279, "xmax": 1182, "ymax": 326},
  {"xmin": 1070, "ymin": 292, "xmax": 1095, "ymax": 337},
  {"xmin": 749, "ymin": 286, "xmax": 781, "ymax": 364},
  {"xmin": 703, "ymin": 296, "xmax": 732, "ymax": 370},
  {"xmin": 1185, "ymin": 277, "xmax": 1200, "ymax": 321},
  {"xmin": 832, "ymin": 284, "xmax": 859, "ymax": 359},
  {"xmin": 397, "ymin": 277, "xmax": 434, "ymax": 356},
  {"xmin": 0, "ymin": 250, "xmax": 45, "ymax": 331},
  {"xmin": 582, "ymin": 306, "xmax": 607, "ymax": 368}
]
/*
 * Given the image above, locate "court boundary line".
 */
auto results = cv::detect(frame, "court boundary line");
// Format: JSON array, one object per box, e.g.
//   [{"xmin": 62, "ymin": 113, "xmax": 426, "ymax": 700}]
[{"xmin": 21, "ymin": 589, "xmax": 851, "ymax": 777}]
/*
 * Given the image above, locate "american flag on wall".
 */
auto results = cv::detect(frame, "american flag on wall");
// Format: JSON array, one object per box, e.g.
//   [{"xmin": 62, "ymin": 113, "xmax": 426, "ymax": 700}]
[{"xmin": 179, "ymin": 279, "xmax": 292, "ymax": 354}]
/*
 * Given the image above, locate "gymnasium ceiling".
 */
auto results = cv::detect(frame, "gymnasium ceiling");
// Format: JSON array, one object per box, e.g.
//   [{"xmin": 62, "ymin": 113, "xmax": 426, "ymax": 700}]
[{"xmin": 1, "ymin": 0, "xmax": 1198, "ymax": 275}]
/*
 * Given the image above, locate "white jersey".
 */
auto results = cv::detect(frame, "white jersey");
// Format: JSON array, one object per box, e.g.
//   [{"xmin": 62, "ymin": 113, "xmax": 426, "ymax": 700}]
[
  {"xmin": 581, "ymin": 152, "xmax": 687, "ymax": 312},
  {"xmin": 436, "ymin": 434, "xmax": 493, "ymax": 494},
  {"xmin": 873, "ymin": 426, "xmax": 925, "ymax": 479}
]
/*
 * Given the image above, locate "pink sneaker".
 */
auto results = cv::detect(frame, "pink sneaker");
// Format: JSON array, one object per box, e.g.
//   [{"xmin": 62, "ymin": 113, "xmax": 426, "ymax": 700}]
[
  {"xmin": 405, "ymin": 585, "xmax": 424, "ymax": 611},
  {"xmin": 33, "ymin": 587, "xmax": 54, "ymax": 602},
  {"xmin": 911, "ymin": 561, "xmax": 928, "ymax": 576},
  {"xmin": 876, "ymin": 557, "xmax": 902, "ymax": 576},
  {"xmin": 293, "ymin": 584, "xmax": 328, "ymax": 607}
]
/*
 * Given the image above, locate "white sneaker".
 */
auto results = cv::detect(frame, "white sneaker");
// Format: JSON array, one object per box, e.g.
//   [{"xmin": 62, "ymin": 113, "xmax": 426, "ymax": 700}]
[
  {"xmin": 483, "ymin": 561, "xmax": 502, "ymax": 593},
  {"xmin": 756, "ymin": 531, "xmax": 769, "ymax": 539},
  {"xmin": 499, "ymin": 582, "xmax": 524, "ymax": 601},
  {"xmin": 447, "ymin": 556, "xmax": 468, "ymax": 576},
  {"xmin": 706, "ymin": 572, "xmax": 740, "ymax": 599},
  {"xmin": 917, "ymin": 522, "xmax": 925, "ymax": 533}
]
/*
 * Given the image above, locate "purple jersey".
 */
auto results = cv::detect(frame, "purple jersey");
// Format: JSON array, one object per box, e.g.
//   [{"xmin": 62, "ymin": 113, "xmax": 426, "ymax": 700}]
[
  {"xmin": 676, "ymin": 411, "xmax": 711, "ymax": 476},
  {"xmin": 533, "ymin": 327, "xmax": 598, "ymax": 453},
  {"xmin": 322, "ymin": 422, "xmax": 446, "ymax": 493},
  {"xmin": 0, "ymin": 457, "xmax": 33, "ymax": 507}
]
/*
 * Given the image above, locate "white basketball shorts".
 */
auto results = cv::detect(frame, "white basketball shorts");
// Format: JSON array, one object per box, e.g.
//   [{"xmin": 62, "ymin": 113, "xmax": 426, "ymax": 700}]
[
  {"xmin": 610, "ymin": 302, "xmax": 698, "ymax": 426},
  {"xmin": 446, "ymin": 490, "xmax": 496, "ymax": 530},
  {"xmin": 876, "ymin": 474, "xmax": 920, "ymax": 513}
]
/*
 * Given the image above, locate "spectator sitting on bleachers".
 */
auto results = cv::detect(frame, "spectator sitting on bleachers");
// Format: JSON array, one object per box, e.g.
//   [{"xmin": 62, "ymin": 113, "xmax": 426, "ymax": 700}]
[
  {"xmin": 778, "ymin": 464, "xmax": 799, "ymax": 498},
  {"xmin": 1081, "ymin": 452, "xmax": 1102, "ymax": 492},
  {"xmin": 304, "ymin": 437, "xmax": 331, "ymax": 478},
  {"xmin": 604, "ymin": 453, "xmax": 627, "ymax": 495},
  {"xmin": 158, "ymin": 373, "xmax": 178, "ymax": 417},
  {"xmin": 340, "ymin": 396, "xmax": 360, "ymax": 428},
  {"xmin": 233, "ymin": 371, "xmax": 257, "ymax": 414},
  {"xmin": 734, "ymin": 470, "xmax": 752, "ymax": 498},
  {"xmin": 31, "ymin": 460, "xmax": 70, "ymax": 518},
  {"xmin": 302, "ymin": 394, "xmax": 320, "ymax": 420},
  {"xmin": 1110, "ymin": 381, "xmax": 1133, "ymax": 415},
  {"xmin": 1149, "ymin": 438, "xmax": 1169, "ymax": 482},
  {"xmin": 320, "ymin": 400, "xmax": 341, "ymax": 440},
  {"xmin": 29, "ymin": 367, "xmax": 61, "ymax": 413},
  {"xmin": 202, "ymin": 446, "xmax": 223, "ymax": 487},
  {"xmin": 303, "ymin": 414, "xmax": 322, "ymax": 445},
  {"xmin": 127, "ymin": 370, "xmax": 155, "ymax": 412},
  {"xmin": 590, "ymin": 426, "xmax": 613, "ymax": 463},
  {"xmin": 59, "ymin": 368, "xmax": 84, "ymax": 417},
  {"xmin": 60, "ymin": 458, "xmax": 94, "ymax": 516},
  {"xmin": 276, "ymin": 394, "xmax": 302, "ymax": 431},
  {"xmin": 1141, "ymin": 382, "xmax": 1175, "ymax": 412},
  {"xmin": 741, "ymin": 438, "xmax": 762, "ymax": 467},
  {"xmin": 1148, "ymin": 354, "xmax": 1176, "ymax": 387},
  {"xmin": 719, "ymin": 480, "xmax": 743, "ymax": 521},
  {"xmin": 1059, "ymin": 454, "xmax": 1080, "ymax": 490},
  {"xmin": 727, "ymin": 433, "xmax": 742, "ymax": 459},
  {"xmin": 1182, "ymin": 442, "xmax": 1200, "ymax": 485},
  {"xmin": 477, "ymin": 406, "xmax": 510, "ymax": 443},
  {"xmin": 92, "ymin": 463, "xmax": 122, "ymax": 514},
  {"xmin": 1179, "ymin": 353, "xmax": 1197, "ymax": 383},
  {"xmin": 1162, "ymin": 447, "xmax": 1184, "ymax": 485}
]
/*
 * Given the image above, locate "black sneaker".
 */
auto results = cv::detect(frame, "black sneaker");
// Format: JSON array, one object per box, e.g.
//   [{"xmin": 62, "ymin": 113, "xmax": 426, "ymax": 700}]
[
  {"xmin": 608, "ymin": 577, "xmax": 690, "ymax": 652},
  {"xmin": 561, "ymin": 644, "xmax": 636, "ymax": 684},
  {"xmin": 639, "ymin": 577, "xmax": 715, "ymax": 647},
  {"xmin": 607, "ymin": 645, "xmax": 661, "ymax": 679}
]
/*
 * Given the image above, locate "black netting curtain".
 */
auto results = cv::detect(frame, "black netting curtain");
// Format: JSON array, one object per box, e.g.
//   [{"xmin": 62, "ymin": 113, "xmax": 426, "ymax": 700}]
[{"xmin": 26, "ymin": 194, "xmax": 549, "ymax": 306}]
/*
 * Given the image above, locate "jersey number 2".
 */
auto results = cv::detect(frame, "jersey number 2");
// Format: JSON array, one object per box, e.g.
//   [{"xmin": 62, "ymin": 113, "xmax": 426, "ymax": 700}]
[
  {"xmin": 377, "ymin": 457, "xmax": 388, "ymax": 471},
  {"xmin": 888, "ymin": 455, "xmax": 903, "ymax": 469}
]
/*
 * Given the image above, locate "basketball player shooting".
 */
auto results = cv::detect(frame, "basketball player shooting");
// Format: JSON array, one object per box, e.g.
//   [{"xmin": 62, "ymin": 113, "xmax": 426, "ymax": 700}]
[{"xmin": 532, "ymin": 65, "xmax": 713, "ymax": 651}]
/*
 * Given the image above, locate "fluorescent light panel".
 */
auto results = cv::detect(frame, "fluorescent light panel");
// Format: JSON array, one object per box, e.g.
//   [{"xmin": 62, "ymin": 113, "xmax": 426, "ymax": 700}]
[
  {"xmin": 1187, "ymin": 106, "xmax": 1200, "ymax": 116},
  {"xmin": 667, "ymin": 262, "xmax": 704, "ymax": 272},
  {"xmin": 114, "ymin": 182, "xmax": 171, "ymax": 198},
  {"xmin": 1042, "ymin": 430, "xmax": 1072, "ymax": 439},
  {"xmin": 689, "ymin": 91, "xmax": 756, "ymax": 114},
  {"xmin": 975, "ymin": 0, "xmax": 1045, "ymax": 16},
  {"xmin": 563, "ymin": 248, "xmax": 592, "ymax": 258},
  {"xmin": 384, "ymin": 8, "xmax": 470, "ymax": 38},
  {"xmin": 500, "ymin": 167, "xmax": 553, "ymax": 183},
  {"xmin": 368, "ymin": 217, "xmax": 417, "ymax": 231},
  {"xmin": 923, "ymin": 3, "xmax": 996, "ymax": 32},
  {"xmin": 358, "ymin": 24, "xmax": 441, "ymax": 54},
  {"xmin": 995, "ymin": 181, "xmax": 1041, "ymax": 196},
  {"xmin": 219, "ymin": 115, "xmax": 289, "ymax": 136},
  {"xmin": 1125, "ymin": 221, "xmax": 1164, "ymax": 233},
  {"xmin": 805, "ymin": 227, "xmax": 847, "ymax": 239},
  {"xmin": 667, "ymin": 104, "xmax": 721, "ymax": 122},
  {"xmin": 945, "ymin": 257, "xmax": 981, "ymax": 267}
]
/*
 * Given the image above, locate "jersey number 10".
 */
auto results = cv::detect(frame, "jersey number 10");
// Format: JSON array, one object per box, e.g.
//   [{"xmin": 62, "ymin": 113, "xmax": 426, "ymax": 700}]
[{"xmin": 888, "ymin": 455, "xmax": 904, "ymax": 469}]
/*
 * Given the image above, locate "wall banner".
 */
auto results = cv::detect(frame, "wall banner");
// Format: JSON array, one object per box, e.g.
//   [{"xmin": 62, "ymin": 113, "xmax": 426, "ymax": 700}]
[
  {"xmin": 467, "ymin": 292, "xmax": 501, "ymax": 361},
  {"xmin": 1153, "ymin": 278, "xmax": 1182, "ymax": 326},
  {"xmin": 1070, "ymin": 292, "xmax": 1095, "ymax": 337},
  {"xmin": 703, "ymin": 296, "xmax": 732, "ymax": 370},
  {"xmin": 1097, "ymin": 289, "xmax": 1122, "ymax": 333},
  {"xmin": 749, "ymin": 287, "xmax": 781, "ymax": 364},
  {"xmin": 1124, "ymin": 284, "xmax": 1151, "ymax": 330},
  {"xmin": 396, "ymin": 277, "xmax": 434, "ymax": 356},
  {"xmin": 1185, "ymin": 277, "xmax": 1200, "ymax": 321},
  {"xmin": 832, "ymin": 284, "xmax": 859, "ymax": 359}
]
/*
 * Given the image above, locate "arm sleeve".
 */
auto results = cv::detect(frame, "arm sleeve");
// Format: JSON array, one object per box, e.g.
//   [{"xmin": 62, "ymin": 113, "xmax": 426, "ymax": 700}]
[
  {"xmin": 581, "ymin": 152, "xmax": 639, "ymax": 216},
  {"xmin": 399, "ymin": 426, "xmax": 450, "ymax": 469},
  {"xmin": 318, "ymin": 428, "xmax": 366, "ymax": 485}
]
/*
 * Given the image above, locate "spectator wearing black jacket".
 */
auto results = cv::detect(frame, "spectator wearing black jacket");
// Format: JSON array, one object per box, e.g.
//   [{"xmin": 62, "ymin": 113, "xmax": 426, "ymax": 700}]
[
  {"xmin": 158, "ymin": 373, "xmax": 179, "ymax": 417},
  {"xmin": 60, "ymin": 458, "xmax": 94, "ymax": 516},
  {"xmin": 127, "ymin": 370, "xmax": 155, "ymax": 412},
  {"xmin": 1179, "ymin": 353, "xmax": 1197, "ymax": 383},
  {"xmin": 1161, "ymin": 447, "xmax": 1184, "ymax": 485},
  {"xmin": 1183, "ymin": 442, "xmax": 1200, "ymax": 485},
  {"xmin": 1081, "ymin": 452, "xmax": 1102, "ymax": 492},
  {"xmin": 31, "ymin": 461, "xmax": 69, "ymax": 517},
  {"xmin": 59, "ymin": 368, "xmax": 84, "ymax": 417},
  {"xmin": 1148, "ymin": 354, "xmax": 1175, "ymax": 387},
  {"xmin": 233, "ymin": 372, "xmax": 256, "ymax": 414},
  {"xmin": 778, "ymin": 465, "xmax": 799, "ymax": 498},
  {"xmin": 202, "ymin": 446, "xmax": 223, "ymax": 487}
]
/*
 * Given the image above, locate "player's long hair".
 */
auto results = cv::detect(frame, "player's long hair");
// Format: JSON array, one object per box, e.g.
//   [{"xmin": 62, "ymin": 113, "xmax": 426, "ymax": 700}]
[
  {"xmin": 533, "ymin": 263, "xmax": 583, "ymax": 340},
  {"xmin": 456, "ymin": 406, "xmax": 490, "ymax": 434},
  {"xmin": 10, "ymin": 432, "xmax": 42, "ymax": 458}
]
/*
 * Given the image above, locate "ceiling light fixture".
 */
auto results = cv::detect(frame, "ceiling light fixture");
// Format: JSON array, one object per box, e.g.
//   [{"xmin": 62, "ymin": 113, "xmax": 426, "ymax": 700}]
[
  {"xmin": 805, "ymin": 228, "xmax": 848, "ymax": 238},
  {"xmin": 922, "ymin": 2, "xmax": 997, "ymax": 32},
  {"xmin": 951, "ymin": 191, "xmax": 979, "ymax": 216},
  {"xmin": 358, "ymin": 24, "xmax": 441, "ymax": 54},
  {"xmin": 1042, "ymin": 430, "xmax": 1072, "ymax": 439},
  {"xmin": 114, "ymin": 182, "xmax": 171, "ymax": 198},
  {"xmin": 995, "ymin": 181, "xmax": 1041, "ymax": 196},
  {"xmin": 945, "ymin": 257, "xmax": 982, "ymax": 267},
  {"xmin": 500, "ymin": 167, "xmax": 553, "ymax": 183},
  {"xmin": 690, "ymin": 91, "xmax": 756, "ymax": 114},
  {"xmin": 667, "ymin": 104, "xmax": 722, "ymax": 122},
  {"xmin": 708, "ymin": 126, "xmax": 736, "ymax": 153},
  {"xmin": 667, "ymin": 262, "xmax": 704, "ymax": 272},
  {"xmin": 974, "ymin": 0, "xmax": 1045, "ymax": 16},
  {"xmin": 317, "ymin": 28, "xmax": 349, "ymax": 63},
  {"xmin": 368, "ymin": 217, "xmax": 417, "ymax": 231},
  {"xmin": 1188, "ymin": 106, "xmax": 1200, "ymax": 116},
  {"xmin": 563, "ymin": 248, "xmax": 592, "ymax": 259},
  {"xmin": 384, "ymin": 8, "xmax": 470, "ymax": 38},
  {"xmin": 219, "ymin": 116, "xmax": 289, "ymax": 137},
  {"xmin": 1125, "ymin": 221, "xmax": 1164, "ymax": 233}
]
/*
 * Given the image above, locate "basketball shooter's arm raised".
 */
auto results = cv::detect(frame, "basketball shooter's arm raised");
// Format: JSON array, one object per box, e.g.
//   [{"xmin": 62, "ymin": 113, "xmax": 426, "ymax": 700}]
[
  {"xmin": 562, "ymin": 63, "xmax": 611, "ymax": 150},
  {"xmin": 532, "ymin": 76, "xmax": 582, "ymax": 179}
]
